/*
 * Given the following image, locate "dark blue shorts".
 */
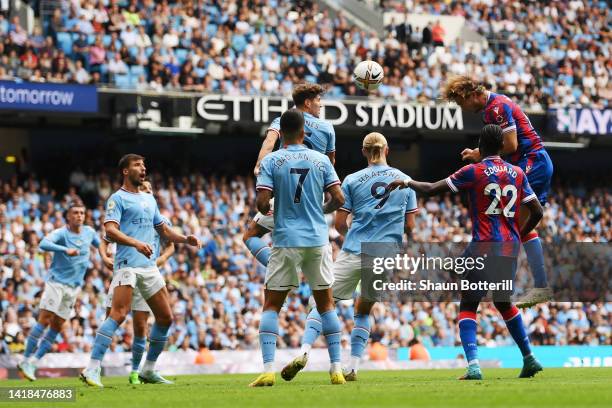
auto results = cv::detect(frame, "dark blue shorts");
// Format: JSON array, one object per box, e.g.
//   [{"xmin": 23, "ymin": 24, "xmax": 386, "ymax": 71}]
[{"xmin": 517, "ymin": 149, "xmax": 553, "ymax": 204}]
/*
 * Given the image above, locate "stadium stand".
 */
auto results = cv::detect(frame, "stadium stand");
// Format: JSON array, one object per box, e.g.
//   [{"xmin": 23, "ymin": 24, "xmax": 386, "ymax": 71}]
[{"xmin": 0, "ymin": 0, "xmax": 609, "ymax": 109}]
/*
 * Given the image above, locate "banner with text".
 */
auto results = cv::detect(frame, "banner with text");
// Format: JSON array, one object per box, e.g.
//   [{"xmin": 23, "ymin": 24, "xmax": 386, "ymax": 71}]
[
  {"xmin": 551, "ymin": 108, "xmax": 612, "ymax": 135},
  {"xmin": 0, "ymin": 81, "xmax": 98, "ymax": 113}
]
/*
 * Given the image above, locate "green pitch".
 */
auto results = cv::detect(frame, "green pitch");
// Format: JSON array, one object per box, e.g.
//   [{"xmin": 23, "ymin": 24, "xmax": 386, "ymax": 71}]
[{"xmin": 3, "ymin": 368, "xmax": 611, "ymax": 408}]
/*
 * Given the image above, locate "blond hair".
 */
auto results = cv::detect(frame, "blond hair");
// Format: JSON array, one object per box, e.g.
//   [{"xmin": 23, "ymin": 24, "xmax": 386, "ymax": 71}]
[
  {"xmin": 362, "ymin": 132, "xmax": 387, "ymax": 164},
  {"xmin": 442, "ymin": 76, "xmax": 486, "ymax": 102}
]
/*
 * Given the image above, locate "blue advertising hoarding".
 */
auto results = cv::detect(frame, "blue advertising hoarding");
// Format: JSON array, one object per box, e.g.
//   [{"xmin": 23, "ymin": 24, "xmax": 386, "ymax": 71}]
[
  {"xmin": 551, "ymin": 108, "xmax": 612, "ymax": 135},
  {"xmin": 0, "ymin": 81, "xmax": 98, "ymax": 113},
  {"xmin": 399, "ymin": 346, "xmax": 612, "ymax": 368}
]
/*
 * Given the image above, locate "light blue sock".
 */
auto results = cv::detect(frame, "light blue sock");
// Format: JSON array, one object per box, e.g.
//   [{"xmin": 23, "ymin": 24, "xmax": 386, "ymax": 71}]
[
  {"xmin": 259, "ymin": 310, "xmax": 278, "ymax": 367},
  {"xmin": 132, "ymin": 336, "xmax": 147, "ymax": 371},
  {"xmin": 24, "ymin": 323, "xmax": 45, "ymax": 358},
  {"xmin": 33, "ymin": 328, "xmax": 58, "ymax": 360},
  {"xmin": 523, "ymin": 237, "xmax": 547, "ymax": 287},
  {"xmin": 302, "ymin": 308, "xmax": 322, "ymax": 346},
  {"xmin": 351, "ymin": 314, "xmax": 371, "ymax": 359},
  {"xmin": 145, "ymin": 324, "xmax": 170, "ymax": 364},
  {"xmin": 91, "ymin": 318, "xmax": 119, "ymax": 361},
  {"xmin": 245, "ymin": 237, "xmax": 271, "ymax": 266},
  {"xmin": 320, "ymin": 310, "xmax": 342, "ymax": 364}
]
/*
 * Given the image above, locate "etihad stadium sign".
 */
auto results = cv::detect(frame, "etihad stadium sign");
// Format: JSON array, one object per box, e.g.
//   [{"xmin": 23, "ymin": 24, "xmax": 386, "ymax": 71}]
[{"xmin": 195, "ymin": 95, "xmax": 464, "ymax": 131}]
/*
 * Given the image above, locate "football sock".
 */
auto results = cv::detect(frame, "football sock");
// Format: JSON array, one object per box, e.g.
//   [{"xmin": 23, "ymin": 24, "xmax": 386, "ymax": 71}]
[
  {"xmin": 144, "ymin": 324, "xmax": 170, "ymax": 371},
  {"xmin": 245, "ymin": 237, "xmax": 271, "ymax": 266},
  {"xmin": 458, "ymin": 311, "xmax": 479, "ymax": 365},
  {"xmin": 301, "ymin": 308, "xmax": 322, "ymax": 354},
  {"xmin": 259, "ymin": 310, "xmax": 278, "ymax": 372},
  {"xmin": 33, "ymin": 328, "xmax": 59, "ymax": 361},
  {"xmin": 321, "ymin": 310, "xmax": 342, "ymax": 365},
  {"xmin": 501, "ymin": 306, "xmax": 532, "ymax": 357},
  {"xmin": 91, "ymin": 318, "xmax": 119, "ymax": 362},
  {"xmin": 349, "ymin": 314, "xmax": 371, "ymax": 372},
  {"xmin": 522, "ymin": 235, "xmax": 547, "ymax": 288},
  {"xmin": 24, "ymin": 322, "xmax": 45, "ymax": 358},
  {"xmin": 132, "ymin": 336, "xmax": 147, "ymax": 371}
]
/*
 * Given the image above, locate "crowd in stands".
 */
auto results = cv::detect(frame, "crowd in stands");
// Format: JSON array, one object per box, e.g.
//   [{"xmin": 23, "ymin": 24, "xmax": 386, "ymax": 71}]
[
  {"xmin": 0, "ymin": 0, "xmax": 609, "ymax": 110},
  {"xmin": 1, "ymin": 171, "xmax": 610, "ymax": 356}
]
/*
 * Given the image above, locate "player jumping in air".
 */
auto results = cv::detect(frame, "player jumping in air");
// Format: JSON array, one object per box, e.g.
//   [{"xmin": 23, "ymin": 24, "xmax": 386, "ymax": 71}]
[
  {"xmin": 250, "ymin": 109, "xmax": 346, "ymax": 387},
  {"xmin": 387, "ymin": 124, "xmax": 544, "ymax": 380},
  {"xmin": 99, "ymin": 180, "xmax": 175, "ymax": 385},
  {"xmin": 81, "ymin": 154, "xmax": 201, "ymax": 387},
  {"xmin": 18, "ymin": 200, "xmax": 100, "ymax": 381},
  {"xmin": 244, "ymin": 83, "xmax": 336, "ymax": 267},
  {"xmin": 442, "ymin": 76, "xmax": 554, "ymax": 308},
  {"xmin": 282, "ymin": 132, "xmax": 417, "ymax": 382}
]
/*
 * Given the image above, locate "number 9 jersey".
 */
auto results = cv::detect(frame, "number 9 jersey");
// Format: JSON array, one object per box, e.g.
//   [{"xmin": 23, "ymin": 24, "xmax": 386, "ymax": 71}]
[
  {"xmin": 340, "ymin": 164, "xmax": 418, "ymax": 255},
  {"xmin": 445, "ymin": 155, "xmax": 537, "ymax": 243}
]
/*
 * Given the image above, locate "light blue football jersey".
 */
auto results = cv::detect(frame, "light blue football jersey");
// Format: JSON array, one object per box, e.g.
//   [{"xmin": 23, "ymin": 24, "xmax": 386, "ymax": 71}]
[
  {"xmin": 40, "ymin": 226, "xmax": 100, "ymax": 287},
  {"xmin": 104, "ymin": 188, "xmax": 164, "ymax": 269},
  {"xmin": 340, "ymin": 165, "xmax": 417, "ymax": 254},
  {"xmin": 256, "ymin": 144, "xmax": 340, "ymax": 247},
  {"xmin": 268, "ymin": 111, "xmax": 335, "ymax": 154}
]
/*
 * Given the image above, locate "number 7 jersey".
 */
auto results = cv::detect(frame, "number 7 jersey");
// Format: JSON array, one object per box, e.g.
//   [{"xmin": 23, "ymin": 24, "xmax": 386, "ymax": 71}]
[
  {"xmin": 340, "ymin": 164, "xmax": 418, "ymax": 255},
  {"xmin": 446, "ymin": 156, "xmax": 537, "ymax": 242},
  {"xmin": 256, "ymin": 144, "xmax": 340, "ymax": 248}
]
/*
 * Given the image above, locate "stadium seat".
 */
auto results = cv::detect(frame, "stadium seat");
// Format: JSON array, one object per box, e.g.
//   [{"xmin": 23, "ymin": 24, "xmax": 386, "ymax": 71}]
[
  {"xmin": 130, "ymin": 65, "xmax": 146, "ymax": 77},
  {"xmin": 114, "ymin": 74, "xmax": 131, "ymax": 89},
  {"xmin": 175, "ymin": 49, "xmax": 189, "ymax": 64},
  {"xmin": 56, "ymin": 32, "xmax": 73, "ymax": 55},
  {"xmin": 103, "ymin": 34, "xmax": 112, "ymax": 47}
]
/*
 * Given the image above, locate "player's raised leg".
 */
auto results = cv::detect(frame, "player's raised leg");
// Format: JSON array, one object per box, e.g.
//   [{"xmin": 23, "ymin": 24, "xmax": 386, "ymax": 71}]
[{"xmin": 243, "ymin": 219, "xmax": 272, "ymax": 266}]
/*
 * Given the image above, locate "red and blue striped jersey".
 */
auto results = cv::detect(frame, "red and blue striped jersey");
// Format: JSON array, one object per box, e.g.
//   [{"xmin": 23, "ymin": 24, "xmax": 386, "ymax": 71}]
[
  {"xmin": 482, "ymin": 92, "xmax": 543, "ymax": 164},
  {"xmin": 446, "ymin": 156, "xmax": 537, "ymax": 243}
]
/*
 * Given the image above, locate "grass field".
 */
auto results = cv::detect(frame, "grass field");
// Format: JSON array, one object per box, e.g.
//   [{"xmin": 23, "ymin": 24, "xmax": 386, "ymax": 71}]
[{"xmin": 2, "ymin": 368, "xmax": 612, "ymax": 408}]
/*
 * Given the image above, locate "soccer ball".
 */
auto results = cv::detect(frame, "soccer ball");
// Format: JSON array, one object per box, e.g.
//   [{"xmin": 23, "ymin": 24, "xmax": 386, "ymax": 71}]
[{"xmin": 353, "ymin": 60, "xmax": 384, "ymax": 91}]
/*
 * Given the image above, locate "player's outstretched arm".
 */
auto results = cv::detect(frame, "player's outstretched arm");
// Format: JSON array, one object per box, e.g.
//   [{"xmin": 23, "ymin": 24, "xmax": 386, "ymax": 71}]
[
  {"xmin": 39, "ymin": 234, "xmax": 78, "ymax": 256},
  {"xmin": 387, "ymin": 178, "xmax": 451, "ymax": 196},
  {"xmin": 520, "ymin": 198, "xmax": 544, "ymax": 237},
  {"xmin": 105, "ymin": 221, "xmax": 153, "ymax": 258},
  {"xmin": 254, "ymin": 130, "xmax": 279, "ymax": 176},
  {"xmin": 156, "ymin": 242, "xmax": 175, "ymax": 267},
  {"xmin": 323, "ymin": 184, "xmax": 345, "ymax": 214},
  {"xmin": 155, "ymin": 223, "xmax": 202, "ymax": 248}
]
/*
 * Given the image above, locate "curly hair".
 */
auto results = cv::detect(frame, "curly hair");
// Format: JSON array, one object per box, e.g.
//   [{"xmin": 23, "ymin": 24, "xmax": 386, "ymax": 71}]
[
  {"xmin": 442, "ymin": 76, "xmax": 486, "ymax": 102},
  {"xmin": 292, "ymin": 83, "xmax": 325, "ymax": 107}
]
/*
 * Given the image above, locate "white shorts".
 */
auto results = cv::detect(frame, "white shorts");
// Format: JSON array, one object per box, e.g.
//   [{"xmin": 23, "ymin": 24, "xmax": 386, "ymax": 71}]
[
  {"xmin": 40, "ymin": 281, "xmax": 81, "ymax": 320},
  {"xmin": 253, "ymin": 198, "xmax": 274, "ymax": 231},
  {"xmin": 331, "ymin": 251, "xmax": 363, "ymax": 301},
  {"xmin": 266, "ymin": 245, "xmax": 333, "ymax": 291},
  {"xmin": 105, "ymin": 280, "xmax": 151, "ymax": 312},
  {"xmin": 107, "ymin": 266, "xmax": 164, "ymax": 311}
]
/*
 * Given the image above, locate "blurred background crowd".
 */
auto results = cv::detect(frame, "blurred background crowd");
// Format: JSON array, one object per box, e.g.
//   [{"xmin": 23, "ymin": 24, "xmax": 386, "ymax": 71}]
[
  {"xmin": 0, "ymin": 0, "xmax": 609, "ymax": 109},
  {"xmin": 1, "ymin": 170, "xmax": 610, "ymax": 355}
]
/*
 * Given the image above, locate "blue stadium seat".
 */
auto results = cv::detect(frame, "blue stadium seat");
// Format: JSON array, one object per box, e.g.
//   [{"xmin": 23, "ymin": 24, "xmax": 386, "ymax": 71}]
[
  {"xmin": 129, "ymin": 46, "xmax": 139, "ymax": 58},
  {"xmin": 56, "ymin": 32, "xmax": 73, "ymax": 55},
  {"xmin": 103, "ymin": 34, "xmax": 112, "ymax": 47},
  {"xmin": 130, "ymin": 65, "xmax": 145, "ymax": 77},
  {"xmin": 145, "ymin": 47, "xmax": 154, "ymax": 57},
  {"xmin": 114, "ymin": 74, "xmax": 131, "ymax": 89},
  {"xmin": 87, "ymin": 34, "xmax": 96, "ymax": 45}
]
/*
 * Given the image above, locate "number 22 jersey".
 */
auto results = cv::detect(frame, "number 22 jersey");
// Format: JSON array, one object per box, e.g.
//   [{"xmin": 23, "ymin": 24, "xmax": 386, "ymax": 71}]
[{"xmin": 446, "ymin": 156, "xmax": 536, "ymax": 243}]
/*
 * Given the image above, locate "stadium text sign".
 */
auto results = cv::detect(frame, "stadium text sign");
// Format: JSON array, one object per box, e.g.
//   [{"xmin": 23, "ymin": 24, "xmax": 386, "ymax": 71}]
[
  {"xmin": 553, "ymin": 108, "xmax": 611, "ymax": 135},
  {"xmin": 196, "ymin": 95, "xmax": 463, "ymax": 131},
  {"xmin": 0, "ymin": 81, "xmax": 98, "ymax": 113}
]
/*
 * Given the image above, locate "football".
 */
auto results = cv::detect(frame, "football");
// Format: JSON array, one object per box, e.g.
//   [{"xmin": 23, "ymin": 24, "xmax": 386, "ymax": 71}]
[{"xmin": 353, "ymin": 60, "xmax": 384, "ymax": 91}]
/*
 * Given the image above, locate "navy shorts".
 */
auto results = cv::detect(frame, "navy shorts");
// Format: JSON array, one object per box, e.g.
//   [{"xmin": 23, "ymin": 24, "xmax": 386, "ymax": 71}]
[{"xmin": 518, "ymin": 149, "xmax": 553, "ymax": 204}]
